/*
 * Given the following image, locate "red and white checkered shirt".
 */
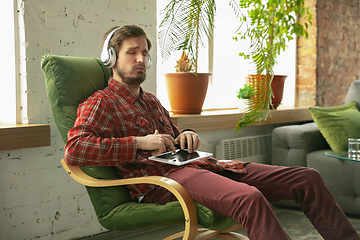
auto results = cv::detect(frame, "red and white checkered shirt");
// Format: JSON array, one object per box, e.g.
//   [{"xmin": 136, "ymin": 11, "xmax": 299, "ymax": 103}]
[{"xmin": 64, "ymin": 78, "xmax": 247, "ymax": 199}]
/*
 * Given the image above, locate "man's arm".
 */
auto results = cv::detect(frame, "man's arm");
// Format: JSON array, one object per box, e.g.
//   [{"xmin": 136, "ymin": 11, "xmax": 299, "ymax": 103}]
[{"xmin": 64, "ymin": 98, "xmax": 138, "ymax": 166}]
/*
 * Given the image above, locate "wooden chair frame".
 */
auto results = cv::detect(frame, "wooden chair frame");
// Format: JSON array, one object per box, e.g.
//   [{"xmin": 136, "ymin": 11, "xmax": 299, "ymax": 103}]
[{"xmin": 61, "ymin": 159, "xmax": 248, "ymax": 240}]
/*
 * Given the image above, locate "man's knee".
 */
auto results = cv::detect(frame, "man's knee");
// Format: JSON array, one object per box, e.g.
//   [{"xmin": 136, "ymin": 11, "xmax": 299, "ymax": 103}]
[
  {"xmin": 231, "ymin": 187, "xmax": 272, "ymax": 222},
  {"xmin": 293, "ymin": 167, "xmax": 328, "ymax": 203},
  {"xmin": 237, "ymin": 186, "xmax": 268, "ymax": 208},
  {"xmin": 300, "ymin": 167, "xmax": 324, "ymax": 186}
]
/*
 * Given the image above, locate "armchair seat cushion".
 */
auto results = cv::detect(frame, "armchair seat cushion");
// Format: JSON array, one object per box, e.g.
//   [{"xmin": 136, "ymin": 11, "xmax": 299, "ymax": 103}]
[{"xmin": 82, "ymin": 166, "xmax": 238, "ymax": 231}]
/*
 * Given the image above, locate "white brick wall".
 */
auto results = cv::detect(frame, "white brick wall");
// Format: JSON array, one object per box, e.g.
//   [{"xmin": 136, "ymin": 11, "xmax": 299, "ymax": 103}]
[
  {"xmin": 0, "ymin": 1, "xmax": 275, "ymax": 239},
  {"xmin": 0, "ymin": 0, "xmax": 156, "ymax": 239}
]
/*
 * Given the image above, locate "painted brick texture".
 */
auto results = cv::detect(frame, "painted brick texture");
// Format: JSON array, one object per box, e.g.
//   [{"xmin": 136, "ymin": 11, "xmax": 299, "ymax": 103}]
[
  {"xmin": 296, "ymin": 0, "xmax": 317, "ymax": 107},
  {"xmin": 317, "ymin": 0, "xmax": 360, "ymax": 107},
  {"xmin": 1, "ymin": 0, "xmax": 156, "ymax": 240},
  {"xmin": 297, "ymin": 0, "xmax": 360, "ymax": 107}
]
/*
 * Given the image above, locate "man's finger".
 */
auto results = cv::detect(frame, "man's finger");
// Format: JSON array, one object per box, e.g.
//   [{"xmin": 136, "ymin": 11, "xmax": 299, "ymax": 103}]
[
  {"xmin": 186, "ymin": 134, "xmax": 193, "ymax": 153},
  {"xmin": 164, "ymin": 138, "xmax": 176, "ymax": 153}
]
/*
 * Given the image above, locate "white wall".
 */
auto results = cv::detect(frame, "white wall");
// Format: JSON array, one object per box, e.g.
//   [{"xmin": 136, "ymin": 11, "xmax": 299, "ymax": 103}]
[
  {"xmin": 0, "ymin": 1, "xmax": 277, "ymax": 239},
  {"xmin": 1, "ymin": 0, "xmax": 157, "ymax": 239},
  {"xmin": 0, "ymin": 0, "xmax": 17, "ymax": 123}
]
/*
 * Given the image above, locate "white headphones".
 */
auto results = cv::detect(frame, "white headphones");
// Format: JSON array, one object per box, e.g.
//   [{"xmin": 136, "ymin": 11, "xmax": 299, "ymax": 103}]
[{"xmin": 101, "ymin": 27, "xmax": 151, "ymax": 69}]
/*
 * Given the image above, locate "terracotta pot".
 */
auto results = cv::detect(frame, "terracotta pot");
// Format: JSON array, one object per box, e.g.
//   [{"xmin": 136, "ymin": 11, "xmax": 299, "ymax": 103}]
[
  {"xmin": 246, "ymin": 74, "xmax": 287, "ymax": 109},
  {"xmin": 271, "ymin": 75, "xmax": 287, "ymax": 109},
  {"xmin": 164, "ymin": 73, "xmax": 210, "ymax": 114}
]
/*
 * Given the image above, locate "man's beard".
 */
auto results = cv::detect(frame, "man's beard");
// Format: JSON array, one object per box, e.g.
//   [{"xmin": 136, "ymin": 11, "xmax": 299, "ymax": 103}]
[{"xmin": 115, "ymin": 64, "xmax": 146, "ymax": 87}]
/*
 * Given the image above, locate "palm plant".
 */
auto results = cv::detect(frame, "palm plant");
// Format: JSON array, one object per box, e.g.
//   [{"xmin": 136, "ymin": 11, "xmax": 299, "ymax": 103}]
[
  {"xmin": 158, "ymin": 0, "xmax": 311, "ymax": 130},
  {"xmin": 158, "ymin": 0, "xmax": 217, "ymax": 73}
]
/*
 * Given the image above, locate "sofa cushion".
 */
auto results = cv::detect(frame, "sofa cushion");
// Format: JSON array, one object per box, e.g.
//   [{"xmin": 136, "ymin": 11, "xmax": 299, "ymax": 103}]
[
  {"xmin": 307, "ymin": 150, "xmax": 360, "ymax": 215},
  {"xmin": 309, "ymin": 101, "xmax": 360, "ymax": 152}
]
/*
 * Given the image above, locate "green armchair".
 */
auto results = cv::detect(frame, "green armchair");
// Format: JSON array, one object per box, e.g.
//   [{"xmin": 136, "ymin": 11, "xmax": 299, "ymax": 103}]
[{"xmin": 41, "ymin": 54, "xmax": 248, "ymax": 240}]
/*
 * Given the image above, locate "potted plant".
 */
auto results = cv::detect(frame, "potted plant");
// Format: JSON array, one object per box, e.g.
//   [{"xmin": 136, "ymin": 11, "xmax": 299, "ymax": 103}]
[
  {"xmin": 162, "ymin": 52, "xmax": 211, "ymax": 114},
  {"xmin": 234, "ymin": 0, "xmax": 312, "ymax": 129},
  {"xmin": 237, "ymin": 83, "xmax": 254, "ymax": 111},
  {"xmin": 158, "ymin": 0, "xmax": 220, "ymax": 114}
]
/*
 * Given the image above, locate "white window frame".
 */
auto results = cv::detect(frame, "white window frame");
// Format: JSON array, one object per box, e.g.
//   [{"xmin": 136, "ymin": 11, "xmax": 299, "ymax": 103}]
[
  {"xmin": 0, "ymin": 0, "xmax": 27, "ymax": 124},
  {"xmin": 156, "ymin": 1, "xmax": 295, "ymax": 111}
]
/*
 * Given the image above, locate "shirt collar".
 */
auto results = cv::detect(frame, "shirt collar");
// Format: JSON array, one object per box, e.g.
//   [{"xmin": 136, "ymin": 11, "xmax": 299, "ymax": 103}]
[{"xmin": 108, "ymin": 77, "xmax": 144, "ymax": 103}]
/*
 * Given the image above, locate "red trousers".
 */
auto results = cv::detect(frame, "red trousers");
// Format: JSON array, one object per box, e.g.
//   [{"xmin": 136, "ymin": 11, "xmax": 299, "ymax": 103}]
[{"xmin": 142, "ymin": 162, "xmax": 359, "ymax": 240}]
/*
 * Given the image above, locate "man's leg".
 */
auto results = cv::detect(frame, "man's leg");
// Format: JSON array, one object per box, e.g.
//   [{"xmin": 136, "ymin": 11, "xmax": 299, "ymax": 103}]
[
  {"xmin": 225, "ymin": 162, "xmax": 359, "ymax": 240},
  {"xmin": 142, "ymin": 167, "xmax": 290, "ymax": 240}
]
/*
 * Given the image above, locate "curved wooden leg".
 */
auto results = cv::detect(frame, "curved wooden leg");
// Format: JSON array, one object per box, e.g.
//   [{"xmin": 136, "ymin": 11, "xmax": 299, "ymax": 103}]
[
  {"xmin": 220, "ymin": 224, "xmax": 243, "ymax": 233},
  {"xmin": 195, "ymin": 230, "xmax": 248, "ymax": 240},
  {"xmin": 163, "ymin": 224, "xmax": 249, "ymax": 240},
  {"xmin": 164, "ymin": 228, "xmax": 210, "ymax": 240}
]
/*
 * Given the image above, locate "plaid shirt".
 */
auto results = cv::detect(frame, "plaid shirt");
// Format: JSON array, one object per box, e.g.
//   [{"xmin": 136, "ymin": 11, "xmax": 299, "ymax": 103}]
[{"xmin": 65, "ymin": 78, "xmax": 246, "ymax": 199}]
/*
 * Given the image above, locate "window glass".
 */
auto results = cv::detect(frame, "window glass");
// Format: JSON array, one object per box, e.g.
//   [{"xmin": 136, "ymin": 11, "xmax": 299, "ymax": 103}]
[
  {"xmin": 156, "ymin": 1, "xmax": 295, "ymax": 111},
  {"xmin": 0, "ymin": 0, "xmax": 17, "ymax": 123}
]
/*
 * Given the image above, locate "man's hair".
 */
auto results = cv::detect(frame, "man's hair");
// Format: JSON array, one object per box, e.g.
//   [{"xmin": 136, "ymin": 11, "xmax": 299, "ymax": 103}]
[{"xmin": 102, "ymin": 25, "xmax": 152, "ymax": 59}]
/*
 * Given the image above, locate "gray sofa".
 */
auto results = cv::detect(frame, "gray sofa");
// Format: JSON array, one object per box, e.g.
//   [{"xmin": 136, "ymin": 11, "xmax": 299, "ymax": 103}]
[{"xmin": 271, "ymin": 80, "xmax": 360, "ymax": 216}]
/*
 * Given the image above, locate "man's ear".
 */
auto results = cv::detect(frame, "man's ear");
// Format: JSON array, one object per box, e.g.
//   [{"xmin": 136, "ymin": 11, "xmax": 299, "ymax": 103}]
[{"xmin": 110, "ymin": 59, "xmax": 118, "ymax": 77}]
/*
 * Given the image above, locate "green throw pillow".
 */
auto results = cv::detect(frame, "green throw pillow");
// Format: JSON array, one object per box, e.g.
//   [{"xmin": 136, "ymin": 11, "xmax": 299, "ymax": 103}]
[{"xmin": 309, "ymin": 101, "xmax": 360, "ymax": 152}]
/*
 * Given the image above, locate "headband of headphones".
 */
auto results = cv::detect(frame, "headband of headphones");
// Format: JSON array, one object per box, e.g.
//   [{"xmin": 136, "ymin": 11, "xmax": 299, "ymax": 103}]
[{"xmin": 100, "ymin": 27, "xmax": 151, "ymax": 69}]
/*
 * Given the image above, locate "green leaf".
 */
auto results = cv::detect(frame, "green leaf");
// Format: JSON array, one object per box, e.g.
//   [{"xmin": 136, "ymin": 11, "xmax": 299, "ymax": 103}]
[{"xmin": 159, "ymin": 0, "xmax": 312, "ymax": 131}]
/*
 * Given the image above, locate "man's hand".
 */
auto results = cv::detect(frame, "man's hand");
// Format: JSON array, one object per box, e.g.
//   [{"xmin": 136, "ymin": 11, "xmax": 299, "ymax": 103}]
[
  {"xmin": 136, "ymin": 130, "xmax": 177, "ymax": 156},
  {"xmin": 176, "ymin": 131, "xmax": 201, "ymax": 153}
]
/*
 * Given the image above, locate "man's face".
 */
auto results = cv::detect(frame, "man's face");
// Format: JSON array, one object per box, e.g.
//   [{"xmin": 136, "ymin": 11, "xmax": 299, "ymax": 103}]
[{"xmin": 113, "ymin": 36, "xmax": 149, "ymax": 87}]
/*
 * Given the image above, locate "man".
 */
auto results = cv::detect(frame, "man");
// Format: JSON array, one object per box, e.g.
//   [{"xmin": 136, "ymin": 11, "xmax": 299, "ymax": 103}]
[{"xmin": 64, "ymin": 25, "xmax": 359, "ymax": 240}]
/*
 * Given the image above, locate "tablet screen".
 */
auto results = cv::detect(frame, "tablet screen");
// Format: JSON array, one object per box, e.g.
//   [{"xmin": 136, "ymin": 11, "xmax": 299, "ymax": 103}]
[
  {"xmin": 157, "ymin": 149, "xmax": 200, "ymax": 162},
  {"xmin": 148, "ymin": 149, "xmax": 213, "ymax": 166}
]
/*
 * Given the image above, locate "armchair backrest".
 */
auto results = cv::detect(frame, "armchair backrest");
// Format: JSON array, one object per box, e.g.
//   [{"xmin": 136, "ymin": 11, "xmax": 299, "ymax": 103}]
[
  {"xmin": 41, "ymin": 54, "xmax": 110, "ymax": 143},
  {"xmin": 345, "ymin": 80, "xmax": 360, "ymax": 108},
  {"xmin": 41, "ymin": 55, "xmax": 135, "ymax": 229}
]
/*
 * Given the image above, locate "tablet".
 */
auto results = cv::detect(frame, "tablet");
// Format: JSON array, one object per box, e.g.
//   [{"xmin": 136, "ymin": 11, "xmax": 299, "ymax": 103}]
[{"xmin": 148, "ymin": 149, "xmax": 213, "ymax": 166}]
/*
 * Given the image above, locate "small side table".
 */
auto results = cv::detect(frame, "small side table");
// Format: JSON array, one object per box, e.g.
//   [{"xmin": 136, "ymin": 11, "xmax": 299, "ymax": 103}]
[{"xmin": 324, "ymin": 151, "xmax": 360, "ymax": 162}]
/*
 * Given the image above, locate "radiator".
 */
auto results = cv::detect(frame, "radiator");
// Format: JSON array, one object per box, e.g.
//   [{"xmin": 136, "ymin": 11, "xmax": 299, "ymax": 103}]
[{"xmin": 216, "ymin": 134, "xmax": 272, "ymax": 164}]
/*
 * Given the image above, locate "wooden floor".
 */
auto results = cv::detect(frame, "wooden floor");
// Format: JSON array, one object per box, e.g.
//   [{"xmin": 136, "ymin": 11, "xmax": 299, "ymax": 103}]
[{"xmin": 77, "ymin": 206, "xmax": 360, "ymax": 240}]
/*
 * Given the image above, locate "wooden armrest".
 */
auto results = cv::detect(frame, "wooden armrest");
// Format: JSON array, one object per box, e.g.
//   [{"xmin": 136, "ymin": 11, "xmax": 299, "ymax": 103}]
[{"xmin": 61, "ymin": 159, "xmax": 198, "ymax": 240}]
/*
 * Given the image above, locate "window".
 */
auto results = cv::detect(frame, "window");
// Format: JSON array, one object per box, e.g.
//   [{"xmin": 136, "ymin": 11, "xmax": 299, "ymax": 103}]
[
  {"xmin": 0, "ymin": 0, "xmax": 17, "ymax": 123},
  {"xmin": 0, "ymin": 0, "xmax": 26, "ymax": 124},
  {"xmin": 157, "ymin": 1, "xmax": 295, "ymax": 111}
]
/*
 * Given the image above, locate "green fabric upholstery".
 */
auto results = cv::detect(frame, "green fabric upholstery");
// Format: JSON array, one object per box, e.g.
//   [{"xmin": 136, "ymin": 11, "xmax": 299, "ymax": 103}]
[
  {"xmin": 309, "ymin": 101, "xmax": 360, "ymax": 152},
  {"xmin": 42, "ymin": 54, "xmax": 110, "ymax": 143},
  {"xmin": 41, "ymin": 54, "xmax": 238, "ymax": 232}
]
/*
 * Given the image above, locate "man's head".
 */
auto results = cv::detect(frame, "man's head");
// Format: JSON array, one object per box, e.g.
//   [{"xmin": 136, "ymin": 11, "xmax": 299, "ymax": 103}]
[
  {"xmin": 101, "ymin": 25, "xmax": 152, "ymax": 68},
  {"xmin": 101, "ymin": 25, "xmax": 152, "ymax": 91}
]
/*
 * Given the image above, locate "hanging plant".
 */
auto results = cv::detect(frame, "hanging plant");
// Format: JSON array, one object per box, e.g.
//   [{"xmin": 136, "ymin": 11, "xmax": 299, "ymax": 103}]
[{"xmin": 234, "ymin": 0, "xmax": 312, "ymax": 130}]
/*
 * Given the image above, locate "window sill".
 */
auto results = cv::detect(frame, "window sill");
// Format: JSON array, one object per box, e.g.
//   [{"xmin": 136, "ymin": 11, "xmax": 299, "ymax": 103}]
[
  {"xmin": 0, "ymin": 107, "xmax": 311, "ymax": 151},
  {"xmin": 0, "ymin": 124, "xmax": 51, "ymax": 151},
  {"xmin": 171, "ymin": 106, "xmax": 312, "ymax": 132}
]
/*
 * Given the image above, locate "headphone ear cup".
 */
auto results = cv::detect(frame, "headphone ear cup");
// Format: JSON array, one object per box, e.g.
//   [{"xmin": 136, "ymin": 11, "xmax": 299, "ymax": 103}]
[
  {"xmin": 101, "ymin": 48, "xmax": 110, "ymax": 66},
  {"xmin": 107, "ymin": 47, "xmax": 117, "ymax": 68},
  {"xmin": 101, "ymin": 27, "xmax": 120, "ymax": 68},
  {"xmin": 101, "ymin": 48, "xmax": 111, "ymax": 67},
  {"xmin": 146, "ymin": 54, "xmax": 152, "ymax": 69}
]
